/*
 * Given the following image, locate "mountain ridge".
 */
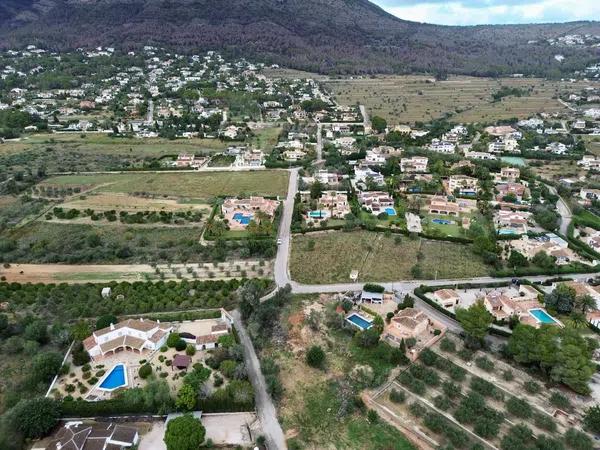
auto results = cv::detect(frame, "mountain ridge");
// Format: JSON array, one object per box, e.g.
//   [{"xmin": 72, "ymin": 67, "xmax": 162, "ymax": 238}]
[{"xmin": 0, "ymin": 0, "xmax": 598, "ymax": 76}]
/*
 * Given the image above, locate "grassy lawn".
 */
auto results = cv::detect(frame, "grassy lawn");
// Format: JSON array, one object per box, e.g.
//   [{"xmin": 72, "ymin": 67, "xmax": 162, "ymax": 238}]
[
  {"xmin": 248, "ymin": 125, "xmax": 283, "ymax": 153},
  {"xmin": 290, "ymin": 231, "xmax": 489, "ymax": 283},
  {"xmin": 41, "ymin": 170, "xmax": 289, "ymax": 199},
  {"xmin": 421, "ymin": 214, "xmax": 466, "ymax": 238},
  {"xmin": 325, "ymin": 75, "xmax": 587, "ymax": 124}
]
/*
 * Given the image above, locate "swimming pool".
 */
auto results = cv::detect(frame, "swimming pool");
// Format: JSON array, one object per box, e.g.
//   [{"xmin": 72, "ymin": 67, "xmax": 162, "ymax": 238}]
[
  {"xmin": 308, "ymin": 210, "xmax": 329, "ymax": 219},
  {"xmin": 498, "ymin": 229, "xmax": 516, "ymax": 235},
  {"xmin": 346, "ymin": 313, "xmax": 373, "ymax": 330},
  {"xmin": 432, "ymin": 219, "xmax": 453, "ymax": 225},
  {"xmin": 384, "ymin": 207, "xmax": 397, "ymax": 216},
  {"xmin": 529, "ymin": 308, "xmax": 560, "ymax": 325},
  {"xmin": 233, "ymin": 212, "xmax": 252, "ymax": 225},
  {"xmin": 98, "ymin": 364, "xmax": 128, "ymax": 391}
]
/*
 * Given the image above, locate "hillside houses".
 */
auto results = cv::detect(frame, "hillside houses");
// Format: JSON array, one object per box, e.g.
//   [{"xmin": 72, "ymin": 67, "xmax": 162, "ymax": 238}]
[
  {"xmin": 358, "ymin": 191, "xmax": 394, "ymax": 215},
  {"xmin": 400, "ymin": 156, "xmax": 428, "ymax": 173},
  {"xmin": 446, "ymin": 175, "xmax": 479, "ymax": 196}
]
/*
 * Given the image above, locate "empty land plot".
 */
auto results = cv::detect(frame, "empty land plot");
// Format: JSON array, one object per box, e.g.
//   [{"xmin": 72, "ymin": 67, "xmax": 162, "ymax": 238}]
[
  {"xmin": 19, "ymin": 133, "xmax": 231, "ymax": 156},
  {"xmin": 40, "ymin": 170, "xmax": 289, "ymax": 199},
  {"xmin": 289, "ymin": 231, "xmax": 489, "ymax": 284},
  {"xmin": 58, "ymin": 193, "xmax": 211, "ymax": 212},
  {"xmin": 583, "ymin": 135, "xmax": 600, "ymax": 156},
  {"xmin": 324, "ymin": 76, "xmax": 588, "ymax": 124}
]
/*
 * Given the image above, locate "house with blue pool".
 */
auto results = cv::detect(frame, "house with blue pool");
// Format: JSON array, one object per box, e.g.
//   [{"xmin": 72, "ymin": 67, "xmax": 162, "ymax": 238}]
[
  {"xmin": 83, "ymin": 318, "xmax": 173, "ymax": 361},
  {"xmin": 221, "ymin": 196, "xmax": 279, "ymax": 230}
]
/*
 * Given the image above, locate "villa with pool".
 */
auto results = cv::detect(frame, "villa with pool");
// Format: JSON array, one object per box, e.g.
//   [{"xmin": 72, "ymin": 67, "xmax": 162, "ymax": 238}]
[
  {"xmin": 221, "ymin": 196, "xmax": 279, "ymax": 230},
  {"xmin": 357, "ymin": 191, "xmax": 395, "ymax": 216},
  {"xmin": 83, "ymin": 318, "xmax": 173, "ymax": 361}
]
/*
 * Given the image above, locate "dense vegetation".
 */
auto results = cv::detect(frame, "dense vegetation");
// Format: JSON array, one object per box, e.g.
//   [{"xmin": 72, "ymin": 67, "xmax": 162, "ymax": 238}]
[
  {"xmin": 1, "ymin": 0, "xmax": 598, "ymax": 77},
  {"xmin": 0, "ymin": 279, "xmax": 269, "ymax": 320},
  {"xmin": 0, "ymin": 222, "xmax": 275, "ymax": 263}
]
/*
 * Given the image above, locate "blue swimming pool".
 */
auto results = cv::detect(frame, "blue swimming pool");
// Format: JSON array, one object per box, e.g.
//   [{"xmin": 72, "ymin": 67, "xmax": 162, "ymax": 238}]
[
  {"xmin": 99, "ymin": 364, "xmax": 128, "ymax": 391},
  {"xmin": 384, "ymin": 207, "xmax": 397, "ymax": 216},
  {"xmin": 432, "ymin": 219, "xmax": 452, "ymax": 225},
  {"xmin": 233, "ymin": 212, "xmax": 252, "ymax": 225},
  {"xmin": 346, "ymin": 313, "xmax": 372, "ymax": 330},
  {"xmin": 308, "ymin": 210, "xmax": 328, "ymax": 218},
  {"xmin": 529, "ymin": 308, "xmax": 559, "ymax": 325},
  {"xmin": 498, "ymin": 229, "xmax": 516, "ymax": 235}
]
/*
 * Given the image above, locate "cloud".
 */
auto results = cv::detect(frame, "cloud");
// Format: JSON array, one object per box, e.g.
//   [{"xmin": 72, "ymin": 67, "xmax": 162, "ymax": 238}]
[{"xmin": 375, "ymin": 0, "xmax": 600, "ymax": 25}]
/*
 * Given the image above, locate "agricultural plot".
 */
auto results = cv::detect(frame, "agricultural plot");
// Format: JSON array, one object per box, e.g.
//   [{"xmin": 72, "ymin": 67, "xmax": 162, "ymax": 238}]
[
  {"xmin": 0, "ymin": 133, "xmax": 233, "ymax": 174},
  {"xmin": 370, "ymin": 335, "xmax": 589, "ymax": 450},
  {"xmin": 289, "ymin": 231, "xmax": 489, "ymax": 284},
  {"xmin": 57, "ymin": 193, "xmax": 211, "ymax": 213},
  {"xmin": 324, "ymin": 76, "xmax": 588, "ymax": 124},
  {"xmin": 39, "ymin": 170, "xmax": 290, "ymax": 200}
]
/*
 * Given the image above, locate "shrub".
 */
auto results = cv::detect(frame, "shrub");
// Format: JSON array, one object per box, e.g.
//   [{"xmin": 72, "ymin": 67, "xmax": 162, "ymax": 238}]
[
  {"xmin": 306, "ymin": 345, "xmax": 326, "ymax": 369},
  {"xmin": 186, "ymin": 344, "xmax": 196, "ymax": 356},
  {"xmin": 442, "ymin": 381, "xmax": 461, "ymax": 399},
  {"xmin": 433, "ymin": 395, "xmax": 451, "ymax": 411},
  {"xmin": 440, "ymin": 338, "xmax": 456, "ymax": 353},
  {"xmin": 470, "ymin": 377, "xmax": 501, "ymax": 400},
  {"xmin": 550, "ymin": 392, "xmax": 570, "ymax": 411},
  {"xmin": 389, "ymin": 389, "xmax": 405, "ymax": 404},
  {"xmin": 167, "ymin": 333, "xmax": 181, "ymax": 348},
  {"xmin": 534, "ymin": 414, "xmax": 557, "ymax": 432},
  {"xmin": 139, "ymin": 363, "xmax": 153, "ymax": 379},
  {"xmin": 409, "ymin": 402, "xmax": 426, "ymax": 418},
  {"xmin": 419, "ymin": 348, "xmax": 438, "ymax": 366},
  {"xmin": 506, "ymin": 397, "xmax": 532, "ymax": 419},
  {"xmin": 458, "ymin": 347, "xmax": 473, "ymax": 361},
  {"xmin": 448, "ymin": 364, "xmax": 467, "ymax": 382},
  {"xmin": 175, "ymin": 340, "xmax": 187, "ymax": 352},
  {"xmin": 475, "ymin": 356, "xmax": 494, "ymax": 372},
  {"xmin": 87, "ymin": 377, "xmax": 98, "ymax": 385},
  {"xmin": 81, "ymin": 364, "xmax": 91, "ymax": 373},
  {"xmin": 367, "ymin": 409, "xmax": 378, "ymax": 423},
  {"xmin": 160, "ymin": 345, "xmax": 168, "ymax": 352},
  {"xmin": 502, "ymin": 369, "xmax": 514, "ymax": 381},
  {"xmin": 564, "ymin": 428, "xmax": 593, "ymax": 450},
  {"xmin": 524, "ymin": 380, "xmax": 541, "ymax": 395},
  {"xmin": 398, "ymin": 371, "xmax": 426, "ymax": 395}
]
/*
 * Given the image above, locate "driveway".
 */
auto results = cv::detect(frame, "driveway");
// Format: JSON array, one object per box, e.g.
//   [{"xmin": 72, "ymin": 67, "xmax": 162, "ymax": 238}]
[{"xmin": 232, "ymin": 310, "xmax": 287, "ymax": 450}]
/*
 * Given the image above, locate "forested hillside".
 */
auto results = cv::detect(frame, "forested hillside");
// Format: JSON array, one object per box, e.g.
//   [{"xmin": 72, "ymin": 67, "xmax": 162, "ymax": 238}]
[{"xmin": 0, "ymin": 0, "xmax": 598, "ymax": 76}]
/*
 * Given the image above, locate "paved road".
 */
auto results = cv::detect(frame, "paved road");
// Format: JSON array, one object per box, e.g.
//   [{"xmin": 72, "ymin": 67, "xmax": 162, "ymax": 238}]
[
  {"xmin": 275, "ymin": 168, "xmax": 299, "ymax": 287},
  {"xmin": 546, "ymin": 184, "xmax": 572, "ymax": 236},
  {"xmin": 232, "ymin": 310, "xmax": 287, "ymax": 450},
  {"xmin": 359, "ymin": 104, "xmax": 371, "ymax": 133},
  {"xmin": 315, "ymin": 123, "xmax": 323, "ymax": 163},
  {"xmin": 283, "ymin": 273, "xmax": 593, "ymax": 294}
]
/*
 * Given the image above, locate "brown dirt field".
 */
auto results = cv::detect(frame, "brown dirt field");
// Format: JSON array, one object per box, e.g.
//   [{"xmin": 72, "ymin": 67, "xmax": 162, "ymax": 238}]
[{"xmin": 58, "ymin": 193, "xmax": 211, "ymax": 212}]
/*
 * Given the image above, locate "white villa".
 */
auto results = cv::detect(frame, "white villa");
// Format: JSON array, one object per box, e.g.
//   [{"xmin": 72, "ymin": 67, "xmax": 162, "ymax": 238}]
[
  {"xmin": 400, "ymin": 156, "xmax": 428, "ymax": 173},
  {"xmin": 83, "ymin": 318, "xmax": 173, "ymax": 361}
]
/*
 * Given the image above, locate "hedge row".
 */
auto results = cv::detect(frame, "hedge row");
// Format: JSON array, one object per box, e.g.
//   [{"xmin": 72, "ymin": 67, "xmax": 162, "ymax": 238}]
[{"xmin": 61, "ymin": 399, "xmax": 157, "ymax": 417}]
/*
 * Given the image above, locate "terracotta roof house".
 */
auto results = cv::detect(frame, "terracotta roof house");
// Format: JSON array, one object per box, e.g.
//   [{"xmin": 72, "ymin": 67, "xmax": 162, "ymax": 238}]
[
  {"xmin": 431, "ymin": 289, "xmax": 461, "ymax": 308},
  {"xmin": 33, "ymin": 421, "xmax": 139, "ymax": 450},
  {"xmin": 428, "ymin": 196, "xmax": 459, "ymax": 216},
  {"xmin": 83, "ymin": 318, "xmax": 172, "ymax": 361},
  {"xmin": 384, "ymin": 308, "xmax": 429, "ymax": 343}
]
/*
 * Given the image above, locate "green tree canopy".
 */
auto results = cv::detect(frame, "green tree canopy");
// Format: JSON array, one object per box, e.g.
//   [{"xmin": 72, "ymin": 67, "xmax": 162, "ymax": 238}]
[
  {"xmin": 456, "ymin": 300, "xmax": 494, "ymax": 348},
  {"xmin": 9, "ymin": 397, "xmax": 60, "ymax": 439},
  {"xmin": 164, "ymin": 414, "xmax": 206, "ymax": 450}
]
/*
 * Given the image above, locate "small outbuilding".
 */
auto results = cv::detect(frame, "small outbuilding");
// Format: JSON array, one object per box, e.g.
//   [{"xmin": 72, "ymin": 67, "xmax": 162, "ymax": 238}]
[
  {"xmin": 101, "ymin": 287, "xmax": 112, "ymax": 298},
  {"xmin": 172, "ymin": 354, "xmax": 192, "ymax": 371}
]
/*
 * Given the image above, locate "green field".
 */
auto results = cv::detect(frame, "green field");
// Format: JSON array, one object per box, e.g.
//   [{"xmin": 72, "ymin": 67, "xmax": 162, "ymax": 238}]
[
  {"xmin": 324, "ymin": 75, "xmax": 588, "ymax": 124},
  {"xmin": 290, "ymin": 231, "xmax": 489, "ymax": 283},
  {"xmin": 41, "ymin": 170, "xmax": 290, "ymax": 199},
  {"xmin": 0, "ymin": 222, "xmax": 207, "ymax": 264}
]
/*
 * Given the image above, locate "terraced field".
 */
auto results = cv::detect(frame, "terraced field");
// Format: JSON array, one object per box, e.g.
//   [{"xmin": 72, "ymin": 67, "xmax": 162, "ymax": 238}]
[{"xmin": 324, "ymin": 76, "xmax": 590, "ymax": 124}]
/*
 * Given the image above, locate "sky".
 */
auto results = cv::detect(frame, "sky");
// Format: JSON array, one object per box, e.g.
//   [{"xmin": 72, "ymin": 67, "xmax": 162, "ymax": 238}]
[{"xmin": 372, "ymin": 0, "xmax": 600, "ymax": 26}]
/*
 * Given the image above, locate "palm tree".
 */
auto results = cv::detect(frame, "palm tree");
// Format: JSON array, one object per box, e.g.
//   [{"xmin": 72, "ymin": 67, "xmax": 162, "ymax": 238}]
[
  {"xmin": 570, "ymin": 311, "xmax": 587, "ymax": 329},
  {"xmin": 577, "ymin": 294, "xmax": 596, "ymax": 314}
]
